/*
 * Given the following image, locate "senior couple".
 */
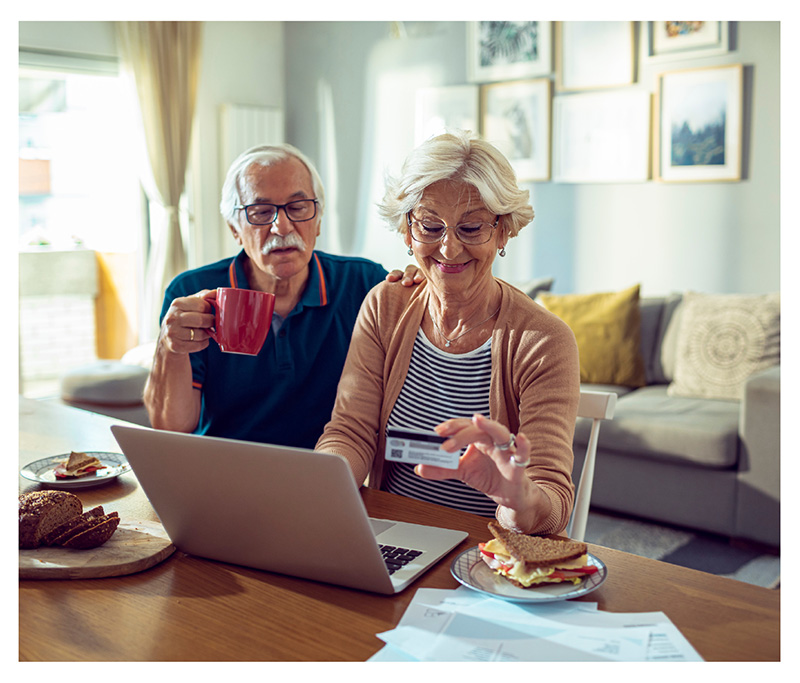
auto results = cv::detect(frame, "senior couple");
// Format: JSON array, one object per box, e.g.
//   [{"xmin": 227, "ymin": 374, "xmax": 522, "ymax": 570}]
[{"xmin": 146, "ymin": 131, "xmax": 580, "ymax": 536}]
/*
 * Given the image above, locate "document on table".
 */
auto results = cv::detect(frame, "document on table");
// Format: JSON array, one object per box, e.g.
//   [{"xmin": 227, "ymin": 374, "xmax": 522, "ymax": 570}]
[{"xmin": 370, "ymin": 587, "xmax": 703, "ymax": 662}]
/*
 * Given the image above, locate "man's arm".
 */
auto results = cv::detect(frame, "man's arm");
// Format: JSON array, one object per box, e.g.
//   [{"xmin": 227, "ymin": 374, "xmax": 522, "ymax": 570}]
[{"xmin": 144, "ymin": 290, "xmax": 215, "ymax": 432}]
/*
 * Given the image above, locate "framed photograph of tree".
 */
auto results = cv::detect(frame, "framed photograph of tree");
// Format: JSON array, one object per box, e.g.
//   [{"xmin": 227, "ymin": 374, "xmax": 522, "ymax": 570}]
[
  {"xmin": 656, "ymin": 64, "xmax": 743, "ymax": 182},
  {"xmin": 467, "ymin": 21, "xmax": 552, "ymax": 83},
  {"xmin": 480, "ymin": 78, "xmax": 552, "ymax": 181}
]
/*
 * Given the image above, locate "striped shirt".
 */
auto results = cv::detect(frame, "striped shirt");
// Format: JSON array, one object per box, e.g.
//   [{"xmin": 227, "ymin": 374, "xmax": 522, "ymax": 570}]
[{"xmin": 383, "ymin": 328, "xmax": 498, "ymax": 517}]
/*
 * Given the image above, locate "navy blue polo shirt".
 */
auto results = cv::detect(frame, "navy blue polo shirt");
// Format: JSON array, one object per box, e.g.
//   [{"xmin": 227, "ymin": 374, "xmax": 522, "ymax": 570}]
[{"xmin": 160, "ymin": 249, "xmax": 387, "ymax": 448}]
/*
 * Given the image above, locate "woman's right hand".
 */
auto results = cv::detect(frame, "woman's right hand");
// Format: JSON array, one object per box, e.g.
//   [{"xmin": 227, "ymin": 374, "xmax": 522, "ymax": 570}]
[{"xmin": 158, "ymin": 290, "xmax": 217, "ymax": 354}]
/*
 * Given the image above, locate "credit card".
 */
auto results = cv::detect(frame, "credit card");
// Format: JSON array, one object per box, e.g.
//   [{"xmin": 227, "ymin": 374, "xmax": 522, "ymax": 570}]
[{"xmin": 385, "ymin": 426, "xmax": 460, "ymax": 470}]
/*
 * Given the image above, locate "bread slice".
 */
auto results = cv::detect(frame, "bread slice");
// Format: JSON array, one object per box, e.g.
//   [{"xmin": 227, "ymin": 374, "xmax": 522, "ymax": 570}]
[
  {"xmin": 487, "ymin": 520, "xmax": 587, "ymax": 568},
  {"xmin": 19, "ymin": 491, "xmax": 83, "ymax": 549},
  {"xmin": 41, "ymin": 506, "xmax": 105, "ymax": 546},
  {"xmin": 62, "ymin": 515, "xmax": 121, "ymax": 549},
  {"xmin": 51, "ymin": 511, "xmax": 119, "ymax": 547}
]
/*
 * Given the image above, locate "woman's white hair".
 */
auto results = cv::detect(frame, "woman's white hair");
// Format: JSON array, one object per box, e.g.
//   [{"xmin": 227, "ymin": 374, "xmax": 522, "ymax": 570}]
[
  {"xmin": 219, "ymin": 143, "xmax": 326, "ymax": 225},
  {"xmin": 377, "ymin": 130, "xmax": 534, "ymax": 239}
]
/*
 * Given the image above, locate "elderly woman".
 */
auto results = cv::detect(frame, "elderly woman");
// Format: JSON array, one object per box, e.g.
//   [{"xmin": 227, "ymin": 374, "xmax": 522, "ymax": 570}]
[{"xmin": 316, "ymin": 131, "xmax": 580, "ymax": 535}]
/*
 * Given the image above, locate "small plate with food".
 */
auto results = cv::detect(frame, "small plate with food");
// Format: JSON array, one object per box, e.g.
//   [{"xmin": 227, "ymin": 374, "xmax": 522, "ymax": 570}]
[
  {"xmin": 20, "ymin": 451, "xmax": 131, "ymax": 489},
  {"xmin": 450, "ymin": 521, "xmax": 607, "ymax": 603}
]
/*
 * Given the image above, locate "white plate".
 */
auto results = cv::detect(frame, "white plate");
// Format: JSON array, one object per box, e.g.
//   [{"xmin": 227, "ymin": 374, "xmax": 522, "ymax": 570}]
[
  {"xmin": 450, "ymin": 546, "xmax": 607, "ymax": 603},
  {"xmin": 20, "ymin": 452, "xmax": 131, "ymax": 489}
]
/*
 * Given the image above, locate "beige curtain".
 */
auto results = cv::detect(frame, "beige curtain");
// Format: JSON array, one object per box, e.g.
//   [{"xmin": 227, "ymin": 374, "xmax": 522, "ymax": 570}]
[{"xmin": 115, "ymin": 21, "xmax": 203, "ymax": 340}]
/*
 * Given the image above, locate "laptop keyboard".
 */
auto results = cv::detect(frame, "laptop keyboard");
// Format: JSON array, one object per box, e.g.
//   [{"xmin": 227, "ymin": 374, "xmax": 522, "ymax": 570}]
[{"xmin": 378, "ymin": 544, "xmax": 423, "ymax": 574}]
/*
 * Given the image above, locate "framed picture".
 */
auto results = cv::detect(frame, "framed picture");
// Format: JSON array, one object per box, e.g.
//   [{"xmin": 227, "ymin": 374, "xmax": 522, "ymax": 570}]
[
  {"xmin": 553, "ymin": 89, "xmax": 651, "ymax": 183},
  {"xmin": 414, "ymin": 85, "xmax": 479, "ymax": 145},
  {"xmin": 467, "ymin": 21, "xmax": 552, "ymax": 83},
  {"xmin": 556, "ymin": 21, "xmax": 635, "ymax": 91},
  {"xmin": 656, "ymin": 64, "xmax": 743, "ymax": 182},
  {"xmin": 481, "ymin": 78, "xmax": 551, "ymax": 181},
  {"xmin": 646, "ymin": 21, "xmax": 730, "ymax": 61}
]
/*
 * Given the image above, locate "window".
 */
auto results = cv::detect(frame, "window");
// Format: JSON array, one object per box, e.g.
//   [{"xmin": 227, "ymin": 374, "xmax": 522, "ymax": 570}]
[
  {"xmin": 19, "ymin": 62, "xmax": 145, "ymax": 396},
  {"xmin": 19, "ymin": 69, "xmax": 143, "ymax": 251}
]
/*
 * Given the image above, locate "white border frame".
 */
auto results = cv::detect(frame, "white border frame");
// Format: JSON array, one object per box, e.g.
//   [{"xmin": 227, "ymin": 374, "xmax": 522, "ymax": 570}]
[
  {"xmin": 480, "ymin": 78, "xmax": 552, "ymax": 182},
  {"xmin": 646, "ymin": 21, "xmax": 730, "ymax": 62},
  {"xmin": 656, "ymin": 64, "xmax": 743, "ymax": 183},
  {"xmin": 467, "ymin": 21, "xmax": 552, "ymax": 83},
  {"xmin": 556, "ymin": 21, "xmax": 635, "ymax": 92},
  {"xmin": 553, "ymin": 89, "xmax": 651, "ymax": 183}
]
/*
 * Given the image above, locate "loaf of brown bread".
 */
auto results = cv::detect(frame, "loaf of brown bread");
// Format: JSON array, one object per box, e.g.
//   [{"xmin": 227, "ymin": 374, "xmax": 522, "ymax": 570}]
[
  {"xmin": 19, "ymin": 491, "xmax": 121, "ymax": 550},
  {"xmin": 42, "ymin": 506, "xmax": 106, "ymax": 546},
  {"xmin": 19, "ymin": 491, "xmax": 83, "ymax": 549}
]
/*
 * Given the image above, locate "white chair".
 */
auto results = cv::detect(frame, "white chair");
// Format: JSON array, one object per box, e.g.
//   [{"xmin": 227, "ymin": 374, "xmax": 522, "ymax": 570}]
[{"xmin": 566, "ymin": 390, "xmax": 617, "ymax": 542}]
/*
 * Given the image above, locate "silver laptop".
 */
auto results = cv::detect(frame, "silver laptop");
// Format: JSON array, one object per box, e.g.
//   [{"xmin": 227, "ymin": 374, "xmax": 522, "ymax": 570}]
[{"xmin": 111, "ymin": 425, "xmax": 468, "ymax": 594}]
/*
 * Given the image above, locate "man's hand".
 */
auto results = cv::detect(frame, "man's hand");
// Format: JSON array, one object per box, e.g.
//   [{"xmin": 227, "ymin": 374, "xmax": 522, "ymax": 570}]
[
  {"xmin": 159, "ymin": 290, "xmax": 216, "ymax": 354},
  {"xmin": 386, "ymin": 264, "xmax": 425, "ymax": 287}
]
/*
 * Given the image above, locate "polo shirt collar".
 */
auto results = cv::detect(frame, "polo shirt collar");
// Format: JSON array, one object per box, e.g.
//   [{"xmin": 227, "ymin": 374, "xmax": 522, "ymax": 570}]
[{"xmin": 229, "ymin": 249, "xmax": 329, "ymax": 310}]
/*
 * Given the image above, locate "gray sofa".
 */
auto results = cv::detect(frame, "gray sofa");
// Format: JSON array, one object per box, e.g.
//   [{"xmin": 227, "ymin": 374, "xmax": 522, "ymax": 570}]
[{"xmin": 571, "ymin": 295, "xmax": 780, "ymax": 548}]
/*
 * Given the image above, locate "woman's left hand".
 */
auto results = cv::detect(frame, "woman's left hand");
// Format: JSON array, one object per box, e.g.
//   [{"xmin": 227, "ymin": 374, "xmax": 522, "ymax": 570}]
[{"xmin": 415, "ymin": 413, "xmax": 551, "ymax": 531}]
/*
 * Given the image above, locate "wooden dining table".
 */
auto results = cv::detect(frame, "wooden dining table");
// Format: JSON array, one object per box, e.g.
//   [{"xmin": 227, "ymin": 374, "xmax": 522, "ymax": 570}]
[{"xmin": 18, "ymin": 397, "xmax": 780, "ymax": 662}]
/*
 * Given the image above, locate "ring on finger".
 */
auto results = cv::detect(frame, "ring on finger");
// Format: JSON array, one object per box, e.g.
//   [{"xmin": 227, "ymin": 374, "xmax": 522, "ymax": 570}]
[
  {"xmin": 494, "ymin": 434, "xmax": 516, "ymax": 452},
  {"xmin": 189, "ymin": 328, "xmax": 195, "ymax": 342},
  {"xmin": 511, "ymin": 453, "xmax": 530, "ymax": 468}
]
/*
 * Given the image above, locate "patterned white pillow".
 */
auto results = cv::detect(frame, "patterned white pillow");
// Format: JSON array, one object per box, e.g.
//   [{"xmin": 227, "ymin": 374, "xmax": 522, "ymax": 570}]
[{"xmin": 668, "ymin": 292, "xmax": 780, "ymax": 400}]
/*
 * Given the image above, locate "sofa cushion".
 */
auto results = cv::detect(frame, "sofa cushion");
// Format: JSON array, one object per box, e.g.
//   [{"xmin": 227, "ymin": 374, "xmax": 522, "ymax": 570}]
[
  {"xmin": 652, "ymin": 293, "xmax": 683, "ymax": 384},
  {"xmin": 639, "ymin": 297, "xmax": 665, "ymax": 384},
  {"xmin": 667, "ymin": 292, "xmax": 780, "ymax": 400},
  {"xmin": 519, "ymin": 276, "xmax": 555, "ymax": 300},
  {"xmin": 573, "ymin": 385, "xmax": 741, "ymax": 469},
  {"xmin": 61, "ymin": 361, "xmax": 148, "ymax": 406},
  {"xmin": 538, "ymin": 284, "xmax": 646, "ymax": 387}
]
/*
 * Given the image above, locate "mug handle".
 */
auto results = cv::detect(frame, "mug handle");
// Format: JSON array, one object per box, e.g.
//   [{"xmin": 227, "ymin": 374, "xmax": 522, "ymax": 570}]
[{"xmin": 206, "ymin": 297, "xmax": 219, "ymax": 343}]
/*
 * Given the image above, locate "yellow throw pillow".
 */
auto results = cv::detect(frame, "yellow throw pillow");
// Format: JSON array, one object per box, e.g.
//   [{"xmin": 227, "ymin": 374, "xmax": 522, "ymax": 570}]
[{"xmin": 538, "ymin": 284, "xmax": 646, "ymax": 387}]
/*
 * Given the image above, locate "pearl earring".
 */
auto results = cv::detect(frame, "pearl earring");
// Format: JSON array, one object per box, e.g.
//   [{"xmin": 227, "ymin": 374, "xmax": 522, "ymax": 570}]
[
  {"xmin": 499, "ymin": 247, "xmax": 506, "ymax": 257},
  {"xmin": 408, "ymin": 247, "xmax": 413, "ymax": 256}
]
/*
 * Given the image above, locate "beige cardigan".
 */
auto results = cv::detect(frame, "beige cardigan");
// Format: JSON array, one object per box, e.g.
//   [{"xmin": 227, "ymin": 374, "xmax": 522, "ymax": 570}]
[{"xmin": 316, "ymin": 278, "xmax": 581, "ymax": 535}]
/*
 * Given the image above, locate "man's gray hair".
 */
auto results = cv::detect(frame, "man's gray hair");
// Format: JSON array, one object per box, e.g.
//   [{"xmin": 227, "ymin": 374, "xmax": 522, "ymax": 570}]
[
  {"xmin": 377, "ymin": 130, "xmax": 534, "ymax": 239},
  {"xmin": 219, "ymin": 143, "xmax": 326, "ymax": 225}
]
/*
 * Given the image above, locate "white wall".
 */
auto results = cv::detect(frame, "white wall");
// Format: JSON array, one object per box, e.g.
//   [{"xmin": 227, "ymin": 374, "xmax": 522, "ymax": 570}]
[
  {"xmin": 285, "ymin": 21, "xmax": 781, "ymax": 296},
  {"xmin": 188, "ymin": 21, "xmax": 284, "ymax": 268}
]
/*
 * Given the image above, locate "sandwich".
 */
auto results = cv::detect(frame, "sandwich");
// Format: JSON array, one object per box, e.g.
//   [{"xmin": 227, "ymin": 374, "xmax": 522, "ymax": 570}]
[
  {"xmin": 54, "ymin": 450, "xmax": 107, "ymax": 479},
  {"xmin": 479, "ymin": 521, "xmax": 598, "ymax": 587}
]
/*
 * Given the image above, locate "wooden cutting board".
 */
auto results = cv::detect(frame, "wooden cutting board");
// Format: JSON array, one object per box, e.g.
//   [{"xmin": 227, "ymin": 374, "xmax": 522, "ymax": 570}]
[{"xmin": 19, "ymin": 520, "xmax": 176, "ymax": 580}]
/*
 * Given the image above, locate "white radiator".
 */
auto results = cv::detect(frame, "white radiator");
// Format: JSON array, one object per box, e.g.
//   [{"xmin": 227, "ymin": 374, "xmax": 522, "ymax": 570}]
[{"xmin": 219, "ymin": 104, "xmax": 284, "ymax": 172}]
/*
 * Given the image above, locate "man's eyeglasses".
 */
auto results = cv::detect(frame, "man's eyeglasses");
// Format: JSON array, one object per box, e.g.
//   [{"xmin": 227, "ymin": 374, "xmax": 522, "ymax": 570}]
[
  {"xmin": 235, "ymin": 199, "xmax": 319, "ymax": 226},
  {"xmin": 407, "ymin": 212, "xmax": 500, "ymax": 245}
]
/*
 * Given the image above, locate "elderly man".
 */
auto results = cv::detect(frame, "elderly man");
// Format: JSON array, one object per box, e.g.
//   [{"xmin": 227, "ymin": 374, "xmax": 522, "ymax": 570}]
[{"xmin": 144, "ymin": 143, "xmax": 420, "ymax": 448}]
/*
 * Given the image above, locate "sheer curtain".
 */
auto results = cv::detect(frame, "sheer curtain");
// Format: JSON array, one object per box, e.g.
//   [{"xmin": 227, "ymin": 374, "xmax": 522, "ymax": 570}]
[{"xmin": 115, "ymin": 21, "xmax": 203, "ymax": 341}]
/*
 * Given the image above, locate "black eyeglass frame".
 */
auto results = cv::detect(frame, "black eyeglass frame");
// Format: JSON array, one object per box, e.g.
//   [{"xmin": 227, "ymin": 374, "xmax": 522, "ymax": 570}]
[
  {"xmin": 406, "ymin": 212, "xmax": 501, "ymax": 245},
  {"xmin": 234, "ymin": 199, "xmax": 319, "ymax": 226}
]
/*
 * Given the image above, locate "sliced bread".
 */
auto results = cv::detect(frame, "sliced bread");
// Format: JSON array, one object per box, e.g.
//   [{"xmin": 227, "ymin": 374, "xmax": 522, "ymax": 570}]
[
  {"xmin": 41, "ymin": 506, "xmax": 105, "ymax": 546},
  {"xmin": 487, "ymin": 520, "xmax": 587, "ymax": 568},
  {"xmin": 62, "ymin": 515, "xmax": 121, "ymax": 549},
  {"xmin": 51, "ymin": 511, "xmax": 119, "ymax": 547}
]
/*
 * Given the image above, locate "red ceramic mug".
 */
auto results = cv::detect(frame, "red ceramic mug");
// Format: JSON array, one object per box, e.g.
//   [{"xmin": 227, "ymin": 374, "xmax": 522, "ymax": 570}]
[{"xmin": 208, "ymin": 287, "xmax": 275, "ymax": 355}]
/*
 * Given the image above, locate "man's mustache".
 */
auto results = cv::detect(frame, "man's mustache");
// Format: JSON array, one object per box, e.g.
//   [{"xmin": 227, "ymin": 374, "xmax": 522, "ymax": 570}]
[{"xmin": 261, "ymin": 232, "xmax": 307, "ymax": 255}]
